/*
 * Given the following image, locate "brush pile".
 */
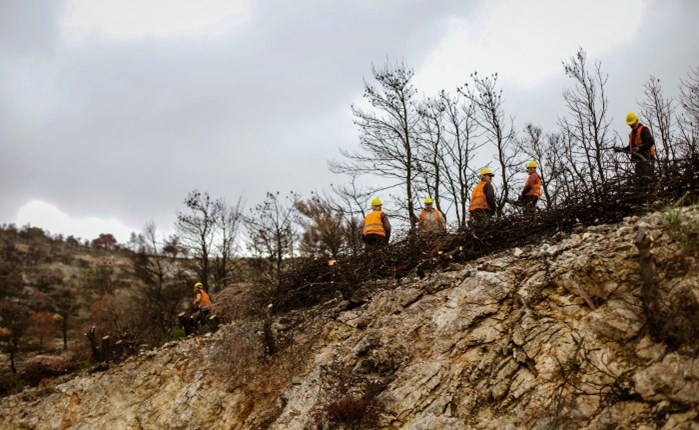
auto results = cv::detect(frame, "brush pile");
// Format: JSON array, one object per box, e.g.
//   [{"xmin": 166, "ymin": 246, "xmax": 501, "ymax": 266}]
[{"xmin": 275, "ymin": 154, "xmax": 699, "ymax": 312}]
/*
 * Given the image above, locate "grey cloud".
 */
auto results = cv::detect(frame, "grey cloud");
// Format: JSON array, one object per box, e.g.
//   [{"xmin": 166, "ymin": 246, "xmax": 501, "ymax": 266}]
[
  {"xmin": 4, "ymin": 0, "xmax": 696, "ymax": 236},
  {"xmin": 1, "ymin": 0, "xmax": 460, "ymax": 232},
  {"xmin": 0, "ymin": 0, "xmax": 64, "ymax": 56}
]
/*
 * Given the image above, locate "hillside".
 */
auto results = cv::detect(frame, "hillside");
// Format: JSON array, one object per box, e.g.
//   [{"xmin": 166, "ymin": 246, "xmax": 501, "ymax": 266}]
[{"xmin": 1, "ymin": 205, "xmax": 698, "ymax": 429}]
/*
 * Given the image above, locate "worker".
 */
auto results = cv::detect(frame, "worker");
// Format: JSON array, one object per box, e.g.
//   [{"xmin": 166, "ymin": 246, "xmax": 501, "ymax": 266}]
[
  {"xmin": 418, "ymin": 197, "xmax": 445, "ymax": 235},
  {"xmin": 469, "ymin": 167, "xmax": 496, "ymax": 224},
  {"xmin": 360, "ymin": 197, "xmax": 391, "ymax": 248},
  {"xmin": 622, "ymin": 112, "xmax": 656, "ymax": 183},
  {"xmin": 520, "ymin": 161, "xmax": 542, "ymax": 216},
  {"xmin": 191, "ymin": 282, "xmax": 212, "ymax": 330}
]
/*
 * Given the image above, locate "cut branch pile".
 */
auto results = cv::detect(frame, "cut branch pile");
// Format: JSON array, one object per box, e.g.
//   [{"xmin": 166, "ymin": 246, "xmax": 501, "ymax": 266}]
[{"xmin": 274, "ymin": 155, "xmax": 699, "ymax": 313}]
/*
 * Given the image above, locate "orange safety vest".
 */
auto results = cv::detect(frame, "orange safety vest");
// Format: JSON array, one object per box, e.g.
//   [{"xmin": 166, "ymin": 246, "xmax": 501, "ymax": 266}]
[
  {"xmin": 469, "ymin": 181, "xmax": 491, "ymax": 212},
  {"xmin": 195, "ymin": 289, "xmax": 212, "ymax": 310},
  {"xmin": 629, "ymin": 124, "xmax": 656, "ymax": 157},
  {"xmin": 420, "ymin": 209, "xmax": 443, "ymax": 223},
  {"xmin": 525, "ymin": 172, "xmax": 542, "ymax": 199},
  {"xmin": 419, "ymin": 209, "xmax": 444, "ymax": 230},
  {"xmin": 363, "ymin": 210, "xmax": 386, "ymax": 237}
]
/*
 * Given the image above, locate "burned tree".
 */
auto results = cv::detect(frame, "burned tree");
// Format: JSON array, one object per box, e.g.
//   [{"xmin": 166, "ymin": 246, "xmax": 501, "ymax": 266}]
[
  {"xmin": 415, "ymin": 94, "xmax": 446, "ymax": 217},
  {"xmin": 557, "ymin": 49, "xmax": 614, "ymax": 202},
  {"xmin": 130, "ymin": 222, "xmax": 189, "ymax": 345},
  {"xmin": 0, "ymin": 231, "xmax": 22, "ymax": 300},
  {"xmin": 244, "ymin": 191, "xmax": 299, "ymax": 289},
  {"xmin": 0, "ymin": 301, "xmax": 30, "ymax": 373},
  {"xmin": 331, "ymin": 60, "xmax": 421, "ymax": 231},
  {"xmin": 49, "ymin": 286, "xmax": 81, "ymax": 351},
  {"xmin": 176, "ymin": 190, "xmax": 243, "ymax": 292},
  {"xmin": 460, "ymin": 72, "xmax": 518, "ymax": 217},
  {"xmin": 516, "ymin": 124, "xmax": 569, "ymax": 209},
  {"xmin": 295, "ymin": 193, "xmax": 348, "ymax": 259},
  {"xmin": 678, "ymin": 66, "xmax": 699, "ymax": 156},
  {"xmin": 438, "ymin": 90, "xmax": 483, "ymax": 228},
  {"xmin": 212, "ymin": 197, "xmax": 244, "ymax": 288},
  {"xmin": 176, "ymin": 190, "xmax": 219, "ymax": 291},
  {"xmin": 640, "ymin": 76, "xmax": 676, "ymax": 167}
]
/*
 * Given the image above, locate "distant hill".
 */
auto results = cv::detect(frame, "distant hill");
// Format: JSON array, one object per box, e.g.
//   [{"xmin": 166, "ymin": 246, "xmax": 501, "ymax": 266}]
[{"xmin": 0, "ymin": 228, "xmax": 197, "ymax": 392}]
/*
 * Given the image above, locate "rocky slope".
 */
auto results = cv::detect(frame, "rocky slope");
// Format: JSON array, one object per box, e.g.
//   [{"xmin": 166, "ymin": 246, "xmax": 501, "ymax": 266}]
[{"xmin": 1, "ymin": 206, "xmax": 698, "ymax": 429}]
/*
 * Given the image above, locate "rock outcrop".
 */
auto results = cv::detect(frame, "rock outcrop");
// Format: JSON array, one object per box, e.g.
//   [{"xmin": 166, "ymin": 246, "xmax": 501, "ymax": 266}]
[{"xmin": 2, "ymin": 206, "xmax": 698, "ymax": 429}]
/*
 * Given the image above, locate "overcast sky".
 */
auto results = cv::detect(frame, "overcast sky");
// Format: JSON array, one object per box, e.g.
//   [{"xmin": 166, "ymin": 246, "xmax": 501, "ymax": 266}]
[{"xmin": 2, "ymin": 0, "xmax": 698, "ymax": 242}]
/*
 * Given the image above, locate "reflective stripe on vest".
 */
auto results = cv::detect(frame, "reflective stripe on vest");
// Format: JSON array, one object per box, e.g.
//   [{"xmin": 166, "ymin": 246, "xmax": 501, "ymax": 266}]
[
  {"xmin": 525, "ymin": 172, "xmax": 542, "ymax": 199},
  {"xmin": 469, "ymin": 181, "xmax": 490, "ymax": 211},
  {"xmin": 363, "ymin": 211, "xmax": 386, "ymax": 237},
  {"xmin": 629, "ymin": 124, "xmax": 657, "ymax": 156}
]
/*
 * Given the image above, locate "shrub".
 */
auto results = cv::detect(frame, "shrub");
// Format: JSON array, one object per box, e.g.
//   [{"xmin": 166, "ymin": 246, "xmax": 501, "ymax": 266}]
[
  {"xmin": 640, "ymin": 208, "xmax": 699, "ymax": 352},
  {"xmin": 653, "ymin": 284, "xmax": 699, "ymax": 351},
  {"xmin": 0, "ymin": 370, "xmax": 21, "ymax": 397},
  {"xmin": 20, "ymin": 357, "xmax": 76, "ymax": 387},
  {"xmin": 662, "ymin": 203, "xmax": 699, "ymax": 255},
  {"xmin": 311, "ymin": 363, "xmax": 387, "ymax": 430},
  {"xmin": 159, "ymin": 327, "xmax": 185, "ymax": 346}
]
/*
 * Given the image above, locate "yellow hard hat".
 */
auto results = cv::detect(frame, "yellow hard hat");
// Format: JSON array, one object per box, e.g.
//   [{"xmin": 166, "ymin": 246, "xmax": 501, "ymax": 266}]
[
  {"xmin": 625, "ymin": 112, "xmax": 638, "ymax": 125},
  {"xmin": 526, "ymin": 161, "xmax": 538, "ymax": 169},
  {"xmin": 424, "ymin": 197, "xmax": 433, "ymax": 204},
  {"xmin": 193, "ymin": 281, "xmax": 203, "ymax": 292},
  {"xmin": 479, "ymin": 167, "xmax": 494, "ymax": 177},
  {"xmin": 371, "ymin": 197, "xmax": 382, "ymax": 206}
]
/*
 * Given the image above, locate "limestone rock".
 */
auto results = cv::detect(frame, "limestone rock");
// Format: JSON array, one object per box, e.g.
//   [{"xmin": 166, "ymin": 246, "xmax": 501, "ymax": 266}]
[{"xmin": 2, "ymin": 207, "xmax": 698, "ymax": 430}]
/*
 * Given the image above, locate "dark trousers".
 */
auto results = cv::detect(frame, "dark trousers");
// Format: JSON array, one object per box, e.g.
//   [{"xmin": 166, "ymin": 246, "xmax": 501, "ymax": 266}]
[
  {"xmin": 522, "ymin": 195, "xmax": 538, "ymax": 217},
  {"xmin": 363, "ymin": 234, "xmax": 388, "ymax": 248},
  {"xmin": 191, "ymin": 308, "xmax": 211, "ymax": 328},
  {"xmin": 633, "ymin": 159, "xmax": 655, "ymax": 194}
]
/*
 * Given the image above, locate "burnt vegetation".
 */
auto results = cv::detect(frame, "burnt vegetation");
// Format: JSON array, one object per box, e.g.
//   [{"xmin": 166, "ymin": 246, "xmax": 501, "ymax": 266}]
[
  {"xmin": 275, "ymin": 154, "xmax": 699, "ymax": 309},
  {"xmin": 1, "ymin": 49, "xmax": 698, "ymax": 397}
]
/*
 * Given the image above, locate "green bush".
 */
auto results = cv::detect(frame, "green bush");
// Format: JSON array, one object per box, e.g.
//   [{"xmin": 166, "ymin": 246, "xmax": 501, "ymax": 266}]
[
  {"xmin": 662, "ymin": 206, "xmax": 699, "ymax": 255},
  {"xmin": 159, "ymin": 327, "xmax": 185, "ymax": 346}
]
